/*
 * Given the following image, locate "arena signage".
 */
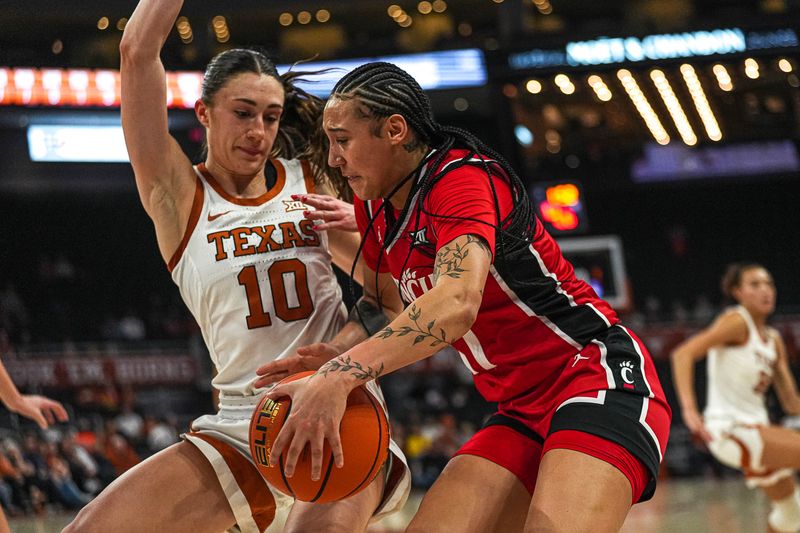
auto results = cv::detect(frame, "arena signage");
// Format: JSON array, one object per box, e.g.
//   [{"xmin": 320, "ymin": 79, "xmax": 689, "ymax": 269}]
[
  {"xmin": 508, "ymin": 27, "xmax": 799, "ymax": 70},
  {"xmin": 565, "ymin": 29, "xmax": 746, "ymax": 66}
]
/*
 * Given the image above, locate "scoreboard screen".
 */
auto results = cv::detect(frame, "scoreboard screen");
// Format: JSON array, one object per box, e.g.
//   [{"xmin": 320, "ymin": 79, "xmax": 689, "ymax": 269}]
[
  {"xmin": 531, "ymin": 180, "xmax": 588, "ymax": 234},
  {"xmin": 557, "ymin": 235, "xmax": 628, "ymax": 310}
]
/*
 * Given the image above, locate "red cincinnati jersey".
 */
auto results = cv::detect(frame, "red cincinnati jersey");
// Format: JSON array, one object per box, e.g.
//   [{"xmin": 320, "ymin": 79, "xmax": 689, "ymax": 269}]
[{"xmin": 355, "ymin": 148, "xmax": 621, "ymax": 403}]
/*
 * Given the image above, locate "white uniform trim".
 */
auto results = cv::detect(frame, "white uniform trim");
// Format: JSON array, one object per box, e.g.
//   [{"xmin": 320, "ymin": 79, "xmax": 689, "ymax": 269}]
[
  {"xmin": 489, "ymin": 265, "xmax": 583, "ymax": 351},
  {"xmin": 619, "ymin": 325, "xmax": 655, "ymax": 399},
  {"xmin": 556, "ymin": 389, "xmax": 607, "ymax": 410},
  {"xmin": 184, "ymin": 434, "xmax": 262, "ymax": 533},
  {"xmin": 638, "ymin": 397, "xmax": 663, "ymax": 462}
]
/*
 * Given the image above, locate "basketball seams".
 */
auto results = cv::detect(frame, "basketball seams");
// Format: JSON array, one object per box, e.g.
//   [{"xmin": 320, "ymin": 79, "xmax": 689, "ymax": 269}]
[
  {"xmin": 250, "ymin": 372, "xmax": 390, "ymax": 503},
  {"xmin": 310, "ymin": 453, "xmax": 336, "ymax": 502},
  {"xmin": 277, "ymin": 401, "xmax": 296, "ymax": 498},
  {"xmin": 343, "ymin": 389, "xmax": 387, "ymax": 499}
]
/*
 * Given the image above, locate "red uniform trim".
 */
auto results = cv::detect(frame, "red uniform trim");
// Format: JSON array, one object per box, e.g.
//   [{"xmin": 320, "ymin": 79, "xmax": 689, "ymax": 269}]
[
  {"xmin": 187, "ymin": 432, "xmax": 276, "ymax": 531},
  {"xmin": 300, "ymin": 159, "xmax": 315, "ymax": 193},
  {"xmin": 196, "ymin": 160, "xmax": 287, "ymax": 206},
  {"xmin": 167, "ymin": 176, "xmax": 204, "ymax": 272}
]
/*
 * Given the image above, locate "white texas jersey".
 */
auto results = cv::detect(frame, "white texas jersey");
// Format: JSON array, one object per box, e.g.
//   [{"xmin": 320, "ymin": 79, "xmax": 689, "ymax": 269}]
[
  {"xmin": 169, "ymin": 158, "xmax": 346, "ymax": 396},
  {"xmin": 704, "ymin": 306, "xmax": 778, "ymax": 425}
]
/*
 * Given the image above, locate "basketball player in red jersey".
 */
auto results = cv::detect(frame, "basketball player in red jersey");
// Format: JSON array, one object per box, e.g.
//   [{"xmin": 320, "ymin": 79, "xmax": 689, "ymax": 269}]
[
  {"xmin": 64, "ymin": 2, "xmax": 410, "ymax": 532},
  {"xmin": 259, "ymin": 62, "xmax": 672, "ymax": 532}
]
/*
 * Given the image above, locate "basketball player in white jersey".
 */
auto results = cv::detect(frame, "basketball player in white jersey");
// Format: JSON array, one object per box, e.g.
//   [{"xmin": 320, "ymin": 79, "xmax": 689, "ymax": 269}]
[
  {"xmin": 673, "ymin": 263, "xmax": 800, "ymax": 533},
  {"xmin": 63, "ymin": 1, "xmax": 409, "ymax": 531}
]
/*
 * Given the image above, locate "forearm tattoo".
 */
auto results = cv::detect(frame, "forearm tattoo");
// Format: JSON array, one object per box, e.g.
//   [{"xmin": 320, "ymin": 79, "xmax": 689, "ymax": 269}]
[
  {"xmin": 376, "ymin": 304, "xmax": 448, "ymax": 347},
  {"xmin": 433, "ymin": 235, "xmax": 491, "ymax": 285},
  {"xmin": 316, "ymin": 355, "xmax": 384, "ymax": 381}
]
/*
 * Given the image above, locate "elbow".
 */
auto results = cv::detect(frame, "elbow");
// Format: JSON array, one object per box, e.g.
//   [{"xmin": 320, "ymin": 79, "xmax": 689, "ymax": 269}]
[
  {"xmin": 119, "ymin": 32, "xmax": 137, "ymax": 61},
  {"xmin": 119, "ymin": 30, "xmax": 154, "ymax": 65},
  {"xmin": 449, "ymin": 289, "xmax": 481, "ymax": 338},
  {"xmin": 671, "ymin": 346, "xmax": 689, "ymax": 364}
]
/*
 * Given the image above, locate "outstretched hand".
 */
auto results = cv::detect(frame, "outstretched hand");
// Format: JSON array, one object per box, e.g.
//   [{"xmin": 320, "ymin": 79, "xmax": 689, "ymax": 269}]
[
  {"xmin": 682, "ymin": 408, "xmax": 712, "ymax": 444},
  {"xmin": 294, "ymin": 194, "xmax": 357, "ymax": 232},
  {"xmin": 254, "ymin": 343, "xmax": 342, "ymax": 389},
  {"xmin": 10, "ymin": 395, "xmax": 69, "ymax": 430}
]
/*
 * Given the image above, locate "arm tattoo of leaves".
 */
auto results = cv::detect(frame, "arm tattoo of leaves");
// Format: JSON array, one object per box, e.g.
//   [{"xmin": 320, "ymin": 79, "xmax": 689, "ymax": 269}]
[
  {"xmin": 432, "ymin": 235, "xmax": 491, "ymax": 285},
  {"xmin": 376, "ymin": 304, "xmax": 449, "ymax": 347},
  {"xmin": 316, "ymin": 355, "xmax": 384, "ymax": 381}
]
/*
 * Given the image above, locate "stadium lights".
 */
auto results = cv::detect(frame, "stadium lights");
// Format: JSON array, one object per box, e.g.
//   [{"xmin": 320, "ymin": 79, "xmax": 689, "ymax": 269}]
[
  {"xmin": 212, "ymin": 16, "xmax": 229, "ymax": 43},
  {"xmin": 680, "ymin": 64, "xmax": 723, "ymax": 142},
  {"xmin": 712, "ymin": 64, "xmax": 733, "ymax": 91},
  {"xmin": 176, "ymin": 16, "xmax": 193, "ymax": 44},
  {"xmin": 617, "ymin": 69, "xmax": 670, "ymax": 145},
  {"xmin": 587, "ymin": 74, "xmax": 612, "ymax": 101},
  {"xmin": 778, "ymin": 58, "xmax": 793, "ymax": 73},
  {"xmin": 554, "ymin": 73, "xmax": 575, "ymax": 95},
  {"xmin": 525, "ymin": 79, "xmax": 543, "ymax": 94},
  {"xmin": 744, "ymin": 58, "xmax": 760, "ymax": 79},
  {"xmin": 650, "ymin": 69, "xmax": 697, "ymax": 146}
]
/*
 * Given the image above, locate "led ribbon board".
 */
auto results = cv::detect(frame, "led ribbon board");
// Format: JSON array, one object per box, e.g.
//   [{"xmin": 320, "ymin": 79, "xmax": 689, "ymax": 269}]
[
  {"xmin": 508, "ymin": 28, "xmax": 799, "ymax": 70},
  {"xmin": 1, "ymin": 49, "xmax": 486, "ymax": 108}
]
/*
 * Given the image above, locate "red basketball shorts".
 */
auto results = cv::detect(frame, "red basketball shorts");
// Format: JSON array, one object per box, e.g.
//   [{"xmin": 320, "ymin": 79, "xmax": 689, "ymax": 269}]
[{"xmin": 455, "ymin": 325, "xmax": 671, "ymax": 503}]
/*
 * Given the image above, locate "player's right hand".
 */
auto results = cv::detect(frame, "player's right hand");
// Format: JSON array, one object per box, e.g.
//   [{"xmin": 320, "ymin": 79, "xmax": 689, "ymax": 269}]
[
  {"xmin": 11, "ymin": 394, "xmax": 69, "ymax": 430},
  {"xmin": 682, "ymin": 408, "xmax": 712, "ymax": 444},
  {"xmin": 294, "ymin": 193, "xmax": 357, "ymax": 232},
  {"xmin": 254, "ymin": 342, "xmax": 342, "ymax": 388}
]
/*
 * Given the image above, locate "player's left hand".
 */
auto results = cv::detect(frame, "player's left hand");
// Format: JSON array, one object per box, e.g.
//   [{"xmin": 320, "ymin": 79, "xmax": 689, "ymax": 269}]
[
  {"xmin": 294, "ymin": 193, "xmax": 357, "ymax": 232},
  {"xmin": 10, "ymin": 395, "xmax": 69, "ymax": 429},
  {"xmin": 254, "ymin": 342, "xmax": 342, "ymax": 388},
  {"xmin": 265, "ymin": 373, "xmax": 351, "ymax": 481}
]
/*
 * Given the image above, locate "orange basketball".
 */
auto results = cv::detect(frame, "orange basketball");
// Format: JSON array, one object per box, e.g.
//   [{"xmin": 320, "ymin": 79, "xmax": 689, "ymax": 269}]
[{"xmin": 249, "ymin": 370, "xmax": 390, "ymax": 503}]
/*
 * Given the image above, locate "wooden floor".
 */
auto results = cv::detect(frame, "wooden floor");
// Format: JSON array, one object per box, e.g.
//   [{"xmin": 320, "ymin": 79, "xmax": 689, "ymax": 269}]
[{"xmin": 9, "ymin": 477, "xmax": 772, "ymax": 532}]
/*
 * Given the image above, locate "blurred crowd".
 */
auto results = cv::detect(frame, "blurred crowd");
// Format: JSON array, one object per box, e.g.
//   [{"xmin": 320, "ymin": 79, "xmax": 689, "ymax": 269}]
[
  {"xmin": 1, "ymin": 251, "xmax": 800, "ymax": 520},
  {"xmin": 0, "ymin": 400, "xmax": 181, "ymax": 519}
]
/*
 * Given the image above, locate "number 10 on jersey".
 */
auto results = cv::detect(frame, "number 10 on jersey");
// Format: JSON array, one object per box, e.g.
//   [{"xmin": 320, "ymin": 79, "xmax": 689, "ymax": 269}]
[{"xmin": 237, "ymin": 259, "xmax": 314, "ymax": 329}]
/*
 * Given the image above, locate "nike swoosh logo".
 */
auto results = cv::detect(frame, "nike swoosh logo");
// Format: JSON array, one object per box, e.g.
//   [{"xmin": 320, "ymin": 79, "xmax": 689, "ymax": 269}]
[{"xmin": 208, "ymin": 210, "xmax": 232, "ymax": 222}]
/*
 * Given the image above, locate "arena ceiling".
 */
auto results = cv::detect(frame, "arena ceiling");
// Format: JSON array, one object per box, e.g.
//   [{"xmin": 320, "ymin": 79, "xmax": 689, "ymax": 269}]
[{"xmin": 0, "ymin": 0, "xmax": 783, "ymax": 68}]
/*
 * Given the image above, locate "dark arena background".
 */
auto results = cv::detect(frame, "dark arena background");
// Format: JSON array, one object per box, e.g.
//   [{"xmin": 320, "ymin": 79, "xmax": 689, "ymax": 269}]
[{"xmin": 0, "ymin": 1, "xmax": 799, "ymax": 531}]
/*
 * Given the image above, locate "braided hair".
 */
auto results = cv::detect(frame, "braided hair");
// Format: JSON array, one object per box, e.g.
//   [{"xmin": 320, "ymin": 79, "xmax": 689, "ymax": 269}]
[
  {"xmin": 201, "ymin": 48, "xmax": 347, "ymax": 195},
  {"xmin": 325, "ymin": 62, "xmax": 536, "ymax": 306}
]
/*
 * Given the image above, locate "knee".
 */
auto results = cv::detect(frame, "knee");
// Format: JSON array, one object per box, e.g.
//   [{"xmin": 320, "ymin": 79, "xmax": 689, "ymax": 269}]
[
  {"xmin": 769, "ymin": 490, "xmax": 800, "ymax": 533},
  {"xmin": 406, "ymin": 518, "xmax": 451, "ymax": 533},
  {"xmin": 524, "ymin": 503, "xmax": 561, "ymax": 533},
  {"xmin": 63, "ymin": 502, "xmax": 100, "ymax": 533}
]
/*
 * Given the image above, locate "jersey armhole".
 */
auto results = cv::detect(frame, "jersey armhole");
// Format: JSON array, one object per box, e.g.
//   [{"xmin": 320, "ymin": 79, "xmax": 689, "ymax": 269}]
[
  {"xmin": 300, "ymin": 159, "xmax": 315, "ymax": 193},
  {"xmin": 167, "ymin": 176, "xmax": 204, "ymax": 272}
]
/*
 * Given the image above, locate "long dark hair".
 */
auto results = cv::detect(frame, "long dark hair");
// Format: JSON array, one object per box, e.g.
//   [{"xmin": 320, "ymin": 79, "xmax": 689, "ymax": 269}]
[
  {"xmin": 324, "ymin": 61, "xmax": 536, "ymax": 307},
  {"xmin": 201, "ymin": 48, "xmax": 347, "ymax": 197}
]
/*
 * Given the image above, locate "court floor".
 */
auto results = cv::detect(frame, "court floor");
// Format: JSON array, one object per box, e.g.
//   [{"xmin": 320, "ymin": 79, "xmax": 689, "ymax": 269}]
[{"xmin": 9, "ymin": 477, "xmax": 771, "ymax": 532}]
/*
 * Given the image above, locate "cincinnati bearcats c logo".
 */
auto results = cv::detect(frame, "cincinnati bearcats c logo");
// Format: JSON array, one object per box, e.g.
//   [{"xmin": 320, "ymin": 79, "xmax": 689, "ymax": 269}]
[{"xmin": 620, "ymin": 361, "xmax": 635, "ymax": 384}]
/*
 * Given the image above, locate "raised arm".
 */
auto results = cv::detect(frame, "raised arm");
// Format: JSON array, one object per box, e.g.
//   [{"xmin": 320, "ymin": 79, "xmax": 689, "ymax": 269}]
[
  {"xmin": 671, "ymin": 310, "xmax": 748, "ymax": 442},
  {"xmin": 120, "ymin": 0, "xmax": 197, "ymax": 263},
  {"xmin": 771, "ymin": 331, "xmax": 800, "ymax": 416}
]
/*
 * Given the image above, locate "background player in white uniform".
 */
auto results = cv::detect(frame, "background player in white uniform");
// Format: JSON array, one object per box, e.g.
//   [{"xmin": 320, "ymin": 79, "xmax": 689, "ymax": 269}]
[
  {"xmin": 64, "ymin": 1, "xmax": 408, "ymax": 532},
  {"xmin": 673, "ymin": 263, "xmax": 800, "ymax": 533},
  {"xmin": 0, "ymin": 358, "xmax": 67, "ymax": 533}
]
